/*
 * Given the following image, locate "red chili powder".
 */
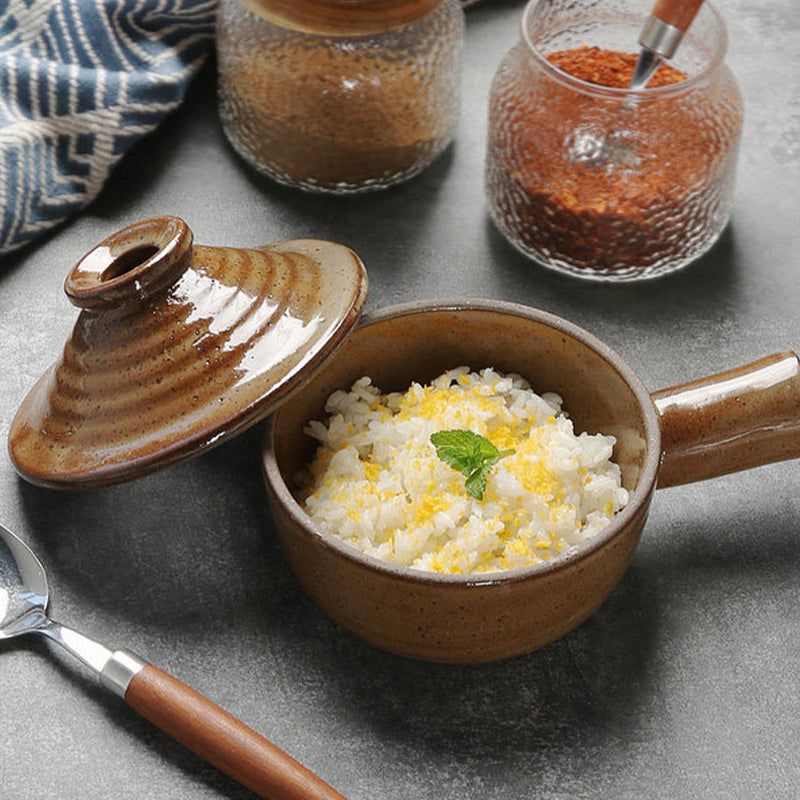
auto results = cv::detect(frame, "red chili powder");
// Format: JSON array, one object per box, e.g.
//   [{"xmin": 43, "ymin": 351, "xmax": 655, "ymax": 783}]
[
  {"xmin": 546, "ymin": 45, "xmax": 687, "ymax": 88},
  {"xmin": 485, "ymin": 45, "xmax": 741, "ymax": 276}
]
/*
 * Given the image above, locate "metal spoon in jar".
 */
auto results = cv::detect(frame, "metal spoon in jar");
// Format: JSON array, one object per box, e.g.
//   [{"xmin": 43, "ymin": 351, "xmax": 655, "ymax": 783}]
[
  {"xmin": 631, "ymin": 0, "xmax": 705, "ymax": 89},
  {"xmin": 570, "ymin": 0, "xmax": 706, "ymax": 168},
  {"xmin": 0, "ymin": 523, "xmax": 347, "ymax": 800}
]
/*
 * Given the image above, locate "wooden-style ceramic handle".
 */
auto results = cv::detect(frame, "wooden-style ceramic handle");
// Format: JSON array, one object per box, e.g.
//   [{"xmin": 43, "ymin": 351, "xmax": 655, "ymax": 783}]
[
  {"xmin": 651, "ymin": 0, "xmax": 704, "ymax": 31},
  {"xmin": 125, "ymin": 665, "xmax": 347, "ymax": 800},
  {"xmin": 652, "ymin": 351, "xmax": 800, "ymax": 488}
]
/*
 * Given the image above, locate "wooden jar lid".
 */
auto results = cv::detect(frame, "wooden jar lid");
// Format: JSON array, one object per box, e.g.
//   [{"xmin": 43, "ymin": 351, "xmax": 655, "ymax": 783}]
[{"xmin": 238, "ymin": 0, "xmax": 446, "ymax": 35}]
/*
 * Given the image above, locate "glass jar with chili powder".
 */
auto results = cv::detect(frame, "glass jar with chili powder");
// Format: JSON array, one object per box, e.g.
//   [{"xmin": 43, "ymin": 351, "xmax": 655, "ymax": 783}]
[
  {"xmin": 485, "ymin": 0, "xmax": 743, "ymax": 281},
  {"xmin": 217, "ymin": 0, "xmax": 464, "ymax": 193}
]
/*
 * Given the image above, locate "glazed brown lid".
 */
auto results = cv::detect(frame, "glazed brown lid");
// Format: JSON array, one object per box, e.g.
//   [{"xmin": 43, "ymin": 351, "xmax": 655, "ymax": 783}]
[
  {"xmin": 8, "ymin": 216, "xmax": 368, "ymax": 489},
  {"xmin": 238, "ymin": 0, "xmax": 445, "ymax": 35}
]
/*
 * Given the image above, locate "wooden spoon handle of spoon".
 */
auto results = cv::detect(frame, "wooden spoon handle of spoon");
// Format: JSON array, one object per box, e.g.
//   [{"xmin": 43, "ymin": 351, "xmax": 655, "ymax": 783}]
[
  {"xmin": 651, "ymin": 0, "xmax": 705, "ymax": 31},
  {"xmin": 125, "ymin": 664, "xmax": 348, "ymax": 800}
]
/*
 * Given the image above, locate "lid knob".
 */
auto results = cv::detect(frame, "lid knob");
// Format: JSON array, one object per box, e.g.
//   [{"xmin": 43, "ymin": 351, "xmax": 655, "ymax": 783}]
[{"xmin": 65, "ymin": 216, "xmax": 193, "ymax": 310}]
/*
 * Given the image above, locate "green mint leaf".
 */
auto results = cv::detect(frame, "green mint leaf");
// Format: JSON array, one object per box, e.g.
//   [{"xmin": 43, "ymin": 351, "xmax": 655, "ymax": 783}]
[
  {"xmin": 464, "ymin": 468, "xmax": 488, "ymax": 500},
  {"xmin": 430, "ymin": 429, "xmax": 489, "ymax": 473},
  {"xmin": 430, "ymin": 429, "xmax": 515, "ymax": 501}
]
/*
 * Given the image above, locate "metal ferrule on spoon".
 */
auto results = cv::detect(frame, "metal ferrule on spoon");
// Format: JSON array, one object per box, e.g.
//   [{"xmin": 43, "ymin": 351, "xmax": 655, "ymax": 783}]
[
  {"xmin": 631, "ymin": 0, "xmax": 705, "ymax": 89},
  {"xmin": 0, "ymin": 535, "xmax": 347, "ymax": 800}
]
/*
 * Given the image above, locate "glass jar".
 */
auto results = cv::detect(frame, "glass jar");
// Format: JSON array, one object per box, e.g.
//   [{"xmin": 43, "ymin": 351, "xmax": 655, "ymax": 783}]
[
  {"xmin": 485, "ymin": 0, "xmax": 743, "ymax": 281},
  {"xmin": 217, "ymin": 0, "xmax": 464, "ymax": 194}
]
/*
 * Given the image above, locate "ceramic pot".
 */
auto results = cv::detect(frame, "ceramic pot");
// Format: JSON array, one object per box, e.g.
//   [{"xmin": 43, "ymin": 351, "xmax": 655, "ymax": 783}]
[{"xmin": 261, "ymin": 300, "xmax": 800, "ymax": 662}]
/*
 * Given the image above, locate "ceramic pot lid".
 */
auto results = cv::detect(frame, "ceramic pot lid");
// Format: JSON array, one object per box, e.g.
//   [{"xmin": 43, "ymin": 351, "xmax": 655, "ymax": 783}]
[{"xmin": 9, "ymin": 216, "xmax": 368, "ymax": 489}]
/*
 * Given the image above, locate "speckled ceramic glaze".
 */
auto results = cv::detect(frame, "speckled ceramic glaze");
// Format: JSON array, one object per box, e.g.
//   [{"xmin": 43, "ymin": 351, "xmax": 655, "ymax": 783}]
[
  {"xmin": 261, "ymin": 300, "xmax": 800, "ymax": 663},
  {"xmin": 9, "ymin": 216, "xmax": 367, "ymax": 489}
]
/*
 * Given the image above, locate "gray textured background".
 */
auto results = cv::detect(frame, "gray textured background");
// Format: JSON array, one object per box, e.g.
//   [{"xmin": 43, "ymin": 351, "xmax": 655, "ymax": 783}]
[{"xmin": 1, "ymin": 1, "xmax": 798, "ymax": 797}]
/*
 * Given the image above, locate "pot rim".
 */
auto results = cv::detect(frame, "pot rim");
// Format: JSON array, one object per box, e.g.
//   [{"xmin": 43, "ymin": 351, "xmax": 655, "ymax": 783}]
[{"xmin": 261, "ymin": 298, "xmax": 662, "ymax": 587}]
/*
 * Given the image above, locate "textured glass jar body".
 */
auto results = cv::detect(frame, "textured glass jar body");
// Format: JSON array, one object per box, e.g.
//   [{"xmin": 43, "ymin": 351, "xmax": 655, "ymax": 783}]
[
  {"xmin": 485, "ymin": 0, "xmax": 743, "ymax": 281},
  {"xmin": 217, "ymin": 0, "xmax": 464, "ymax": 194}
]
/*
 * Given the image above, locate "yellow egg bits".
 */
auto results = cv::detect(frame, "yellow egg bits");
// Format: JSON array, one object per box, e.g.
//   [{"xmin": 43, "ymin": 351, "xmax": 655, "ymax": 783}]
[{"xmin": 301, "ymin": 368, "xmax": 628, "ymax": 574}]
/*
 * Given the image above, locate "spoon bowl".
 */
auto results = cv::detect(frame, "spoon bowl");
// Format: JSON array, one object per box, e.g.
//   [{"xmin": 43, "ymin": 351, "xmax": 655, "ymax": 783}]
[{"xmin": 0, "ymin": 529, "xmax": 48, "ymax": 638}]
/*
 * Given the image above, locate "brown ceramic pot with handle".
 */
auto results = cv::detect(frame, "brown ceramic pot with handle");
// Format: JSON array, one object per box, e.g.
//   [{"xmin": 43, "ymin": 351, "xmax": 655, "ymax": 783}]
[{"xmin": 261, "ymin": 300, "xmax": 800, "ymax": 663}]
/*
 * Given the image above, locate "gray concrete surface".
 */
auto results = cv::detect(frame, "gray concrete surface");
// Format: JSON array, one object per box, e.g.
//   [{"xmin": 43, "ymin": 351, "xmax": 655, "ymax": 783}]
[{"xmin": 1, "ymin": 1, "xmax": 798, "ymax": 797}]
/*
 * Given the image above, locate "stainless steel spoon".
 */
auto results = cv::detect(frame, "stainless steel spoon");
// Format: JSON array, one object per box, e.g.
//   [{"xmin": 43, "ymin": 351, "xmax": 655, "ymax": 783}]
[
  {"xmin": 0, "ymin": 522, "xmax": 346, "ymax": 800},
  {"xmin": 631, "ymin": 0, "xmax": 705, "ymax": 89},
  {"xmin": 569, "ymin": 0, "xmax": 706, "ymax": 169}
]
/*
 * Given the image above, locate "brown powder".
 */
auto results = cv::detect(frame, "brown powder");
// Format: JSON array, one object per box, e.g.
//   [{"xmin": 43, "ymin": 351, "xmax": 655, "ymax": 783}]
[{"xmin": 217, "ymin": 1, "xmax": 461, "ymax": 191}]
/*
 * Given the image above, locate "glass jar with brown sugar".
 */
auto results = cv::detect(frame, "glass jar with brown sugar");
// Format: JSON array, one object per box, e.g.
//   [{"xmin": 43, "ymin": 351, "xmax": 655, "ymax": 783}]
[
  {"xmin": 217, "ymin": 0, "xmax": 464, "ymax": 193},
  {"xmin": 485, "ymin": 0, "xmax": 743, "ymax": 281}
]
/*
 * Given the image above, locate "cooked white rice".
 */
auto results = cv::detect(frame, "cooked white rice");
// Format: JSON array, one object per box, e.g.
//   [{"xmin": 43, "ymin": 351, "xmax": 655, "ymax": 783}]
[{"xmin": 299, "ymin": 367, "xmax": 628, "ymax": 574}]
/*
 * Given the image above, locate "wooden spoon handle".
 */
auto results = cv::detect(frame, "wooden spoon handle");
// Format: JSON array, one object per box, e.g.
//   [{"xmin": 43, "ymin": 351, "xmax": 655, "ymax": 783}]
[
  {"xmin": 652, "ymin": 351, "xmax": 800, "ymax": 488},
  {"xmin": 651, "ymin": 0, "xmax": 705, "ymax": 31},
  {"xmin": 125, "ymin": 664, "xmax": 347, "ymax": 800}
]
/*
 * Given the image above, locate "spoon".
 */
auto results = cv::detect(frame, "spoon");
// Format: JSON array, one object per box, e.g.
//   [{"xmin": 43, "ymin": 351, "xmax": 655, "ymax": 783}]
[
  {"xmin": 568, "ymin": 0, "xmax": 705, "ymax": 170},
  {"xmin": 0, "ymin": 522, "xmax": 347, "ymax": 800},
  {"xmin": 631, "ymin": 0, "xmax": 705, "ymax": 89}
]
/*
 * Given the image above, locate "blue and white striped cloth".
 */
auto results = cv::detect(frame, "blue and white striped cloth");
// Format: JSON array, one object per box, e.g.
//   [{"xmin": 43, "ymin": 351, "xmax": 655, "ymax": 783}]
[{"xmin": 0, "ymin": 0, "xmax": 216, "ymax": 256}]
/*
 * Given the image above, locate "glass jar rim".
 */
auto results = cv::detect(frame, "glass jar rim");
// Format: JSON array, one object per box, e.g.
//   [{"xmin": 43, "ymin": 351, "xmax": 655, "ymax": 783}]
[
  {"xmin": 237, "ymin": 0, "xmax": 446, "ymax": 35},
  {"xmin": 519, "ymin": 0, "xmax": 728, "ymax": 100}
]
